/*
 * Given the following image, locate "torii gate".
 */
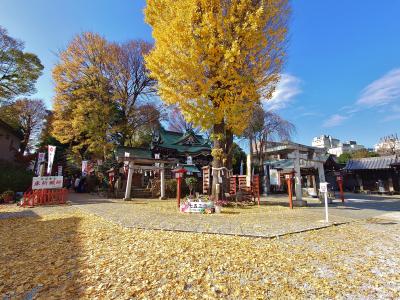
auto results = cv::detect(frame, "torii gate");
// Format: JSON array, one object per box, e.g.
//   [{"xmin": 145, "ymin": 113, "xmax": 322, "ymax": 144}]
[{"xmin": 117, "ymin": 157, "xmax": 176, "ymax": 200}]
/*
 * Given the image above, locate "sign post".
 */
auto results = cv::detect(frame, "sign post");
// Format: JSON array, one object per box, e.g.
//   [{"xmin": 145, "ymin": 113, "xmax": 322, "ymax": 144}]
[
  {"xmin": 285, "ymin": 173, "xmax": 293, "ymax": 209},
  {"xmin": 172, "ymin": 168, "xmax": 187, "ymax": 210},
  {"xmin": 336, "ymin": 175, "xmax": 344, "ymax": 203},
  {"xmin": 320, "ymin": 182, "xmax": 329, "ymax": 223}
]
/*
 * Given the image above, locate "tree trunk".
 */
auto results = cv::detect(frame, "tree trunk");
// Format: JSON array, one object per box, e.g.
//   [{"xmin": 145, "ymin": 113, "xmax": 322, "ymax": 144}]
[
  {"xmin": 225, "ymin": 129, "xmax": 233, "ymax": 170},
  {"xmin": 211, "ymin": 122, "xmax": 225, "ymax": 200},
  {"xmin": 249, "ymin": 135, "xmax": 253, "ymax": 176},
  {"xmin": 20, "ymin": 128, "xmax": 31, "ymax": 154}
]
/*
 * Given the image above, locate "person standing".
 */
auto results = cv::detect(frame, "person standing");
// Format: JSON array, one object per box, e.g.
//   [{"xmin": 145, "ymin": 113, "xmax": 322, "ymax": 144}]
[{"xmin": 74, "ymin": 176, "xmax": 80, "ymax": 192}]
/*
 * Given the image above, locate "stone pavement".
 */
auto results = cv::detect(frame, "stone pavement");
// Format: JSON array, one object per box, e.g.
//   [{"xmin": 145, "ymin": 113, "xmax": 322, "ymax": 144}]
[
  {"xmin": 69, "ymin": 194, "xmax": 347, "ymax": 237},
  {"xmin": 1, "ymin": 192, "xmax": 399, "ymax": 238}
]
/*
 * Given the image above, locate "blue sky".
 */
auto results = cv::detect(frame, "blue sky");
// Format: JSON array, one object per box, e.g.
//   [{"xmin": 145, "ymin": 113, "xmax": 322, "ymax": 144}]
[{"xmin": 1, "ymin": 0, "xmax": 399, "ymax": 148}]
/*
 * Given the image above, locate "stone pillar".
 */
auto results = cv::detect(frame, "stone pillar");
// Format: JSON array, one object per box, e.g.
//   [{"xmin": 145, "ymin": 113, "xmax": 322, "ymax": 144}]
[
  {"xmin": 246, "ymin": 153, "xmax": 251, "ymax": 187},
  {"xmin": 124, "ymin": 162, "xmax": 134, "ymax": 200},
  {"xmin": 160, "ymin": 163, "xmax": 166, "ymax": 199},
  {"xmin": 263, "ymin": 164, "xmax": 269, "ymax": 195},
  {"xmin": 293, "ymin": 150, "xmax": 307, "ymax": 206},
  {"xmin": 312, "ymin": 175, "xmax": 317, "ymax": 194},
  {"xmin": 317, "ymin": 162, "xmax": 326, "ymax": 183},
  {"xmin": 388, "ymin": 177, "xmax": 394, "ymax": 193},
  {"xmin": 356, "ymin": 174, "xmax": 363, "ymax": 191}
]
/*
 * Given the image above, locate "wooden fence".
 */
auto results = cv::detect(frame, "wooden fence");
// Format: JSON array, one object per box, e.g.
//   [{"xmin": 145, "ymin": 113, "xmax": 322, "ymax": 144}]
[{"xmin": 21, "ymin": 189, "xmax": 68, "ymax": 207}]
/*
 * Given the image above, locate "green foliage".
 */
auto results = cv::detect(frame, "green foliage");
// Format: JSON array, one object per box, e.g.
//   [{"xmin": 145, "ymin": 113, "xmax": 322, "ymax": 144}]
[
  {"xmin": 338, "ymin": 152, "xmax": 352, "ymax": 164},
  {"xmin": 165, "ymin": 179, "xmax": 189, "ymax": 198},
  {"xmin": 338, "ymin": 150, "xmax": 380, "ymax": 164},
  {"xmin": 185, "ymin": 177, "xmax": 198, "ymax": 195},
  {"xmin": 1, "ymin": 190, "xmax": 14, "ymax": 197},
  {"xmin": 97, "ymin": 157, "xmax": 121, "ymax": 177},
  {"xmin": 165, "ymin": 179, "xmax": 177, "ymax": 197},
  {"xmin": 185, "ymin": 177, "xmax": 198, "ymax": 187},
  {"xmin": 0, "ymin": 160, "xmax": 34, "ymax": 193},
  {"xmin": 0, "ymin": 26, "xmax": 43, "ymax": 103},
  {"xmin": 352, "ymin": 149, "xmax": 379, "ymax": 159},
  {"xmin": 0, "ymin": 98, "xmax": 47, "ymax": 153},
  {"xmin": 231, "ymin": 143, "xmax": 246, "ymax": 175}
]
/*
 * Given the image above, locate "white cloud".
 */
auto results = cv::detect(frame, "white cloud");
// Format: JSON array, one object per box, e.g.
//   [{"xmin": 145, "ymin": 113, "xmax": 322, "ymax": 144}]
[
  {"xmin": 323, "ymin": 114, "xmax": 348, "ymax": 128},
  {"xmin": 263, "ymin": 73, "xmax": 302, "ymax": 111},
  {"xmin": 356, "ymin": 68, "xmax": 400, "ymax": 107}
]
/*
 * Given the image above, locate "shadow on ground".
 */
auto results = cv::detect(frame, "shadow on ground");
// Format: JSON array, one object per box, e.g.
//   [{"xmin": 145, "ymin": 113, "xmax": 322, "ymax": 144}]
[{"xmin": 0, "ymin": 212, "xmax": 84, "ymax": 298}]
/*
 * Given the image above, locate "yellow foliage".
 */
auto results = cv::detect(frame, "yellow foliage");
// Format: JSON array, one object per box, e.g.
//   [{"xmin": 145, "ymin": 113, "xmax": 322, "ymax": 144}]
[
  {"xmin": 52, "ymin": 33, "xmax": 115, "ymax": 158},
  {"xmin": 145, "ymin": 0, "xmax": 289, "ymax": 135}
]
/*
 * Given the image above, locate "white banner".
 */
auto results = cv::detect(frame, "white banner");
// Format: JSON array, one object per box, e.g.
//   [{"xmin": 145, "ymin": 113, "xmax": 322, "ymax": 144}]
[
  {"xmin": 82, "ymin": 160, "xmax": 88, "ymax": 176},
  {"xmin": 57, "ymin": 165, "xmax": 63, "ymax": 176},
  {"xmin": 124, "ymin": 152, "xmax": 130, "ymax": 174},
  {"xmin": 47, "ymin": 145, "xmax": 56, "ymax": 175},
  {"xmin": 32, "ymin": 176, "xmax": 63, "ymax": 190},
  {"xmin": 36, "ymin": 152, "xmax": 45, "ymax": 175},
  {"xmin": 269, "ymin": 169, "xmax": 280, "ymax": 185}
]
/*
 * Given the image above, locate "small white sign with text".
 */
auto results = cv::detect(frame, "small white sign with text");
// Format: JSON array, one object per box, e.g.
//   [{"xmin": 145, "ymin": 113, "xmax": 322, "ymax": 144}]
[{"xmin": 32, "ymin": 176, "xmax": 63, "ymax": 190}]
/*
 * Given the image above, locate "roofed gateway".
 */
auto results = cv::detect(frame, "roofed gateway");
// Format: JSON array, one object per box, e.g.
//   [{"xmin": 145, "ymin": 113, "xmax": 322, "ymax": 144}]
[{"xmin": 114, "ymin": 126, "xmax": 212, "ymax": 199}]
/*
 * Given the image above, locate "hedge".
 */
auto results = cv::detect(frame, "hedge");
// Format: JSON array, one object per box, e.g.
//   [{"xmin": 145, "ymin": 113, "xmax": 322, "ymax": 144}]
[{"xmin": 0, "ymin": 161, "xmax": 34, "ymax": 193}]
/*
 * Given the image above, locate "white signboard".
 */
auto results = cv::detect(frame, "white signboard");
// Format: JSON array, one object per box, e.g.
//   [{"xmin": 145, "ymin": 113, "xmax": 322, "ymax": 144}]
[
  {"xmin": 320, "ymin": 182, "xmax": 330, "ymax": 223},
  {"xmin": 32, "ymin": 176, "xmax": 63, "ymax": 190},
  {"xmin": 269, "ymin": 169, "xmax": 280, "ymax": 185},
  {"xmin": 320, "ymin": 182, "xmax": 328, "ymax": 193},
  {"xmin": 187, "ymin": 156, "xmax": 193, "ymax": 165}
]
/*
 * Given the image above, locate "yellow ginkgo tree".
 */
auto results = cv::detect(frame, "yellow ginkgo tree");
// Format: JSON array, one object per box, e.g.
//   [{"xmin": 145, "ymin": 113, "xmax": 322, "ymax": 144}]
[{"xmin": 145, "ymin": 0, "xmax": 289, "ymax": 195}]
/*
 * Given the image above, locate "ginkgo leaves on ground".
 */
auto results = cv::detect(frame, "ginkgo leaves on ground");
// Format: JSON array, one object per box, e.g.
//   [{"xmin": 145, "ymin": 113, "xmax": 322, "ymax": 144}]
[{"xmin": 1, "ymin": 209, "xmax": 399, "ymax": 299}]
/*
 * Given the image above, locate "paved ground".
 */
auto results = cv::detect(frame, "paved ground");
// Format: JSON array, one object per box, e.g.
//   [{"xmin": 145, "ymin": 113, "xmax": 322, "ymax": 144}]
[
  {"xmin": 264, "ymin": 192, "xmax": 400, "ymax": 221},
  {"xmin": 1, "ymin": 192, "xmax": 399, "ymax": 237}
]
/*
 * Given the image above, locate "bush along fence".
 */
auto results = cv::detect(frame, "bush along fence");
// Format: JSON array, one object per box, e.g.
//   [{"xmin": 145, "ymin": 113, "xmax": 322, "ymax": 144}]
[{"xmin": 20, "ymin": 189, "xmax": 68, "ymax": 207}]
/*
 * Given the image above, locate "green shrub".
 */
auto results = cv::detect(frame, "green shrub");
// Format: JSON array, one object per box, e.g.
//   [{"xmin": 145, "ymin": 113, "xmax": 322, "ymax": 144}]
[
  {"xmin": 185, "ymin": 177, "xmax": 198, "ymax": 195},
  {"xmin": 165, "ymin": 178, "xmax": 190, "ymax": 198},
  {"xmin": 0, "ymin": 160, "xmax": 35, "ymax": 193}
]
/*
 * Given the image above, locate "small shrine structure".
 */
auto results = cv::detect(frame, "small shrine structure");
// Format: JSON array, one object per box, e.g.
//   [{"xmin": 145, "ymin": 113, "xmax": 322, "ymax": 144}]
[
  {"xmin": 343, "ymin": 155, "xmax": 399, "ymax": 193},
  {"xmin": 262, "ymin": 141, "xmax": 327, "ymax": 206}
]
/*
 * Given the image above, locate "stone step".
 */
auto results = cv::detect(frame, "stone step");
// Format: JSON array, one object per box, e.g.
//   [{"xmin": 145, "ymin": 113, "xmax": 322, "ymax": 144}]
[{"xmin": 131, "ymin": 190, "xmax": 153, "ymax": 198}]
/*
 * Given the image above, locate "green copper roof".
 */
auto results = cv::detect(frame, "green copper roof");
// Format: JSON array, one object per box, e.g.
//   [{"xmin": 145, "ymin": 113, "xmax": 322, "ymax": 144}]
[
  {"xmin": 115, "ymin": 147, "xmax": 153, "ymax": 160},
  {"xmin": 265, "ymin": 159, "xmax": 294, "ymax": 170},
  {"xmin": 182, "ymin": 164, "xmax": 201, "ymax": 173},
  {"xmin": 152, "ymin": 127, "xmax": 211, "ymax": 155}
]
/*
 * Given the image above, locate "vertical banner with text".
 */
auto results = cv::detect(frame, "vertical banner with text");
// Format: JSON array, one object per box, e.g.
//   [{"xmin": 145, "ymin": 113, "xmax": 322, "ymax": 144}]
[
  {"xmin": 47, "ymin": 146, "xmax": 56, "ymax": 175},
  {"xmin": 82, "ymin": 160, "xmax": 88, "ymax": 176},
  {"xmin": 36, "ymin": 152, "xmax": 45, "ymax": 176},
  {"xmin": 57, "ymin": 165, "xmax": 63, "ymax": 176}
]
